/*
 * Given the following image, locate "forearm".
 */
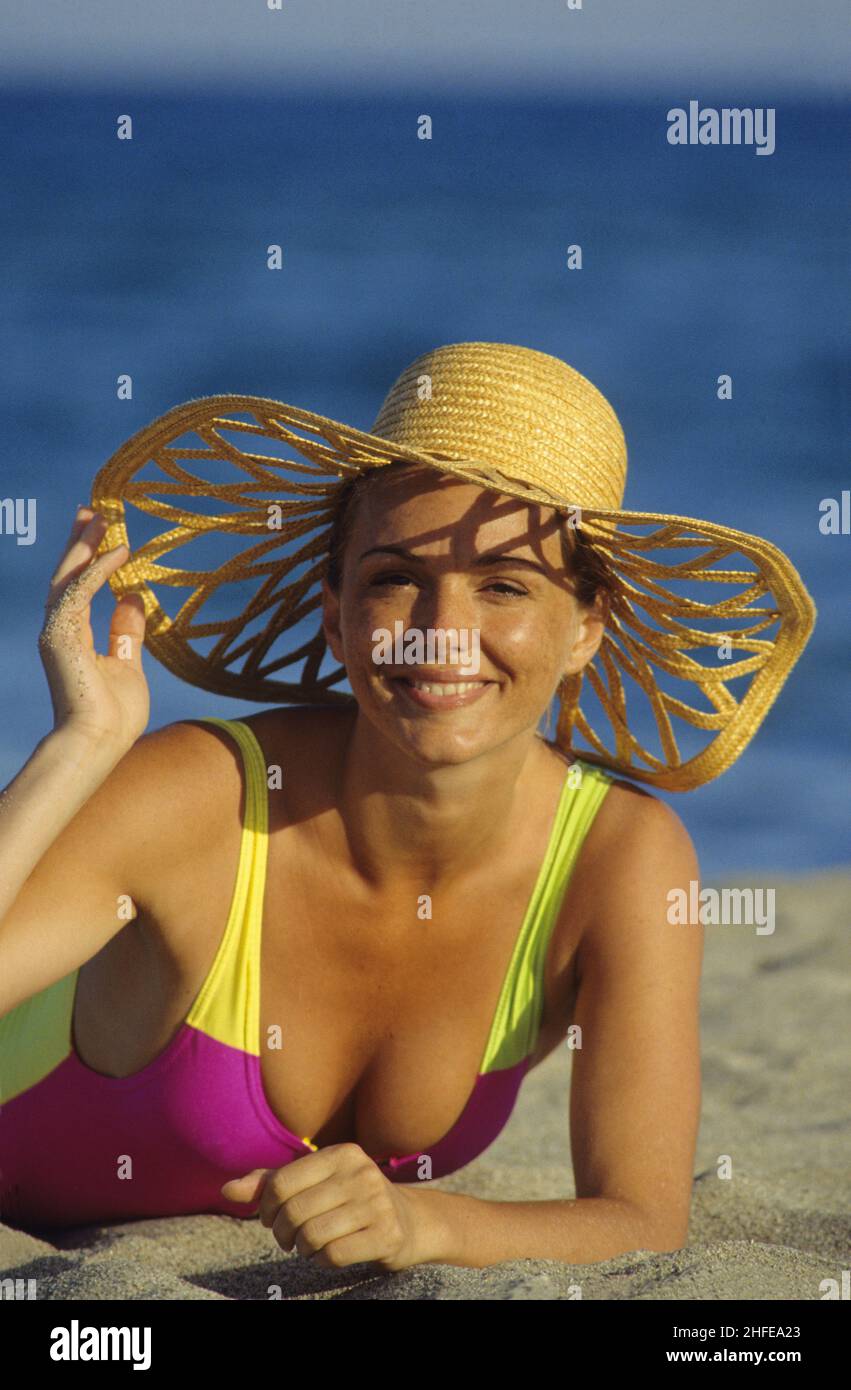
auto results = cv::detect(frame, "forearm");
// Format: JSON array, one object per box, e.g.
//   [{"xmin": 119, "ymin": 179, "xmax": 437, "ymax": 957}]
[
  {"xmin": 0, "ymin": 726, "xmax": 119, "ymax": 924},
  {"xmin": 413, "ymin": 1189, "xmax": 680, "ymax": 1269}
]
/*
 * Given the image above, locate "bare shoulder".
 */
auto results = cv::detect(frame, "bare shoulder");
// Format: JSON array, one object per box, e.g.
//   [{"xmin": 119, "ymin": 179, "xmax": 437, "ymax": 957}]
[
  {"xmin": 133, "ymin": 706, "xmax": 352, "ymax": 798},
  {"xmin": 571, "ymin": 772, "xmax": 703, "ymax": 977},
  {"xmin": 237, "ymin": 704, "xmax": 356, "ymax": 807},
  {"xmin": 238, "ymin": 703, "xmax": 354, "ymax": 754},
  {"xmin": 85, "ymin": 716, "xmax": 249, "ymax": 873},
  {"xmin": 114, "ymin": 716, "xmax": 242, "ymax": 808},
  {"xmin": 582, "ymin": 774, "xmax": 699, "ymax": 882},
  {"xmin": 54, "ymin": 714, "xmax": 271, "ymax": 903},
  {"xmin": 537, "ymin": 739, "xmax": 696, "ymax": 880}
]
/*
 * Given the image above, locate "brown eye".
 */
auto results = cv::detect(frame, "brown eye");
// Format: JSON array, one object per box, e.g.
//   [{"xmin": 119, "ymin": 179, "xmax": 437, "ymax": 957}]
[
  {"xmin": 485, "ymin": 582, "xmax": 526, "ymax": 597},
  {"xmin": 368, "ymin": 571, "xmax": 414, "ymax": 587}
]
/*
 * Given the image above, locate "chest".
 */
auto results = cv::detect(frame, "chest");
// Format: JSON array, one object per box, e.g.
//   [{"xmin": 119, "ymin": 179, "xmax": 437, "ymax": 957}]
[
  {"xmin": 72, "ymin": 820, "xmax": 584, "ymax": 1159},
  {"xmin": 255, "ymin": 837, "xmax": 583, "ymax": 1154}
]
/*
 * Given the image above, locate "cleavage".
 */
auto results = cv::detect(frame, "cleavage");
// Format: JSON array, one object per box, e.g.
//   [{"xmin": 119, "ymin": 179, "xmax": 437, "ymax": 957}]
[{"xmin": 255, "ymin": 871, "xmax": 532, "ymax": 1157}]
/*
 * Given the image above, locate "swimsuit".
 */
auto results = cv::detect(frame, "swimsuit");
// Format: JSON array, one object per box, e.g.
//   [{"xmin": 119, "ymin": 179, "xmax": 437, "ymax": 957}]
[{"xmin": 0, "ymin": 717, "xmax": 612, "ymax": 1229}]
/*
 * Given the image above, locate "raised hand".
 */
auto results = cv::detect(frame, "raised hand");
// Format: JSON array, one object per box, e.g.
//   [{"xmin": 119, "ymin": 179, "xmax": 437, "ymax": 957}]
[{"xmin": 38, "ymin": 505, "xmax": 150, "ymax": 753}]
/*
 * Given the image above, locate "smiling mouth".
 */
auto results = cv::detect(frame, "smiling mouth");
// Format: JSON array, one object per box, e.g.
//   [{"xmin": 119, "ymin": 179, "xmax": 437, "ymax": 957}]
[
  {"xmin": 399, "ymin": 678, "xmax": 487, "ymax": 695},
  {"xmin": 385, "ymin": 674, "xmax": 495, "ymax": 708}
]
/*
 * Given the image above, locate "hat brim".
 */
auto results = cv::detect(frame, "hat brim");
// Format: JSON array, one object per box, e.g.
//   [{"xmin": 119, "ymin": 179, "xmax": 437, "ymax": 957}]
[{"xmin": 90, "ymin": 394, "xmax": 816, "ymax": 792}]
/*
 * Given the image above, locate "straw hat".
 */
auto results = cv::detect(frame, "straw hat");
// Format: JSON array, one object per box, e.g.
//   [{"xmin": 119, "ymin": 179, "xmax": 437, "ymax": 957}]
[{"xmin": 90, "ymin": 341, "xmax": 816, "ymax": 791}]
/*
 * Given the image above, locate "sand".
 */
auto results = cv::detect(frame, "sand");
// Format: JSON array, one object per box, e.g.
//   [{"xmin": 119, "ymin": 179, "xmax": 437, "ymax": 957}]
[{"xmin": 2, "ymin": 868, "xmax": 848, "ymax": 1300}]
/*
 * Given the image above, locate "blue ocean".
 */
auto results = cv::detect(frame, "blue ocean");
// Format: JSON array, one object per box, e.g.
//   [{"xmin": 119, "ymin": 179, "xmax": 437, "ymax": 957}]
[{"xmin": 0, "ymin": 89, "xmax": 847, "ymax": 876}]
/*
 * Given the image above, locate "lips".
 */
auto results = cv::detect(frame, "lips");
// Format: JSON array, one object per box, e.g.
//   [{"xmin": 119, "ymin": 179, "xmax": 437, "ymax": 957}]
[
  {"xmin": 387, "ymin": 674, "xmax": 495, "ymax": 711},
  {"xmin": 403, "ymin": 678, "xmax": 486, "ymax": 696}
]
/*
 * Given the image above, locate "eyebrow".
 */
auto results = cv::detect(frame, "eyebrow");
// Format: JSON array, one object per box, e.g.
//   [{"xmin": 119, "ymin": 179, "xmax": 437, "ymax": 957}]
[{"xmin": 357, "ymin": 544, "xmax": 550, "ymax": 576}]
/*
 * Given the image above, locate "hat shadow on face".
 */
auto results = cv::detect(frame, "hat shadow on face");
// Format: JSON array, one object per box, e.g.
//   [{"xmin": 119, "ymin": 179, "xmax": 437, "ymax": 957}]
[{"xmin": 320, "ymin": 460, "xmax": 606, "ymax": 738}]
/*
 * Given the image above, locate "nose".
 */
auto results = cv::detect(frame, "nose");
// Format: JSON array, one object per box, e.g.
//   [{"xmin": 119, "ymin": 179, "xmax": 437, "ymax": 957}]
[{"xmin": 409, "ymin": 574, "xmax": 478, "ymax": 639}]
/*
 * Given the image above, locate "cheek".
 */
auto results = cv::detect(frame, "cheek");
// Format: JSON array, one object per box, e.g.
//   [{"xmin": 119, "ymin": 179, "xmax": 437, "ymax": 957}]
[
  {"xmin": 337, "ymin": 588, "xmax": 403, "ymax": 662},
  {"xmin": 339, "ymin": 583, "xmax": 394, "ymax": 633},
  {"xmin": 487, "ymin": 602, "xmax": 576, "ymax": 674}
]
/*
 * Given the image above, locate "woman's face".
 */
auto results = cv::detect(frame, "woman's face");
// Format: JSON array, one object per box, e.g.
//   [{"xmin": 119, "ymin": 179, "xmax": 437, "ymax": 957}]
[{"xmin": 321, "ymin": 465, "xmax": 604, "ymax": 766}]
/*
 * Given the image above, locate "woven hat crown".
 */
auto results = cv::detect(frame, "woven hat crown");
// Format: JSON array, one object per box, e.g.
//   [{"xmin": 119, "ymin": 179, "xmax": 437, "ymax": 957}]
[{"xmin": 370, "ymin": 342, "xmax": 627, "ymax": 511}]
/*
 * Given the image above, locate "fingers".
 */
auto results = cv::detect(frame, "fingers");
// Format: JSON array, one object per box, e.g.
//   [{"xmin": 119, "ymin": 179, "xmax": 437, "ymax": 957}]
[
  {"xmin": 41, "ymin": 544, "xmax": 128, "ymax": 648},
  {"xmin": 45, "ymin": 509, "xmax": 126, "ymax": 613},
  {"xmin": 62, "ymin": 505, "xmax": 96, "ymax": 555},
  {"xmin": 220, "ymin": 1169, "xmax": 270, "ymax": 1206},
  {"xmin": 220, "ymin": 1161, "xmax": 326, "ymax": 1250},
  {"xmin": 221, "ymin": 1152, "xmax": 403, "ymax": 1267},
  {"xmin": 48, "ymin": 508, "xmax": 107, "ymax": 591},
  {"xmin": 278, "ymin": 1201, "xmax": 375, "ymax": 1263},
  {"xmin": 107, "ymin": 591, "xmax": 147, "ymax": 664}
]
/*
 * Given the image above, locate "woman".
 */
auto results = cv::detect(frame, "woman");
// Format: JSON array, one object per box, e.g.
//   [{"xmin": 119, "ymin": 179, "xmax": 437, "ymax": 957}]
[{"xmin": 0, "ymin": 342, "xmax": 814, "ymax": 1272}]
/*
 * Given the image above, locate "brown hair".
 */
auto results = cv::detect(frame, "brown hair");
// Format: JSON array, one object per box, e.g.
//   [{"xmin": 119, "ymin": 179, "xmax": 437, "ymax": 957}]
[{"xmin": 324, "ymin": 461, "xmax": 615, "ymax": 609}]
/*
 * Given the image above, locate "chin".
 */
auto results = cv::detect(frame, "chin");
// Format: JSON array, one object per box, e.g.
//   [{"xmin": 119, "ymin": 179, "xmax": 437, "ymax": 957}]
[
  {"xmin": 356, "ymin": 681, "xmax": 530, "ymax": 767},
  {"xmin": 393, "ymin": 724, "xmax": 496, "ymax": 767}
]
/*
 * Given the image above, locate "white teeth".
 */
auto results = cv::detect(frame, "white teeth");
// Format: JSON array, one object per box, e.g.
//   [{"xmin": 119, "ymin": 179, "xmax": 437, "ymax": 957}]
[{"xmin": 406, "ymin": 680, "xmax": 485, "ymax": 696}]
